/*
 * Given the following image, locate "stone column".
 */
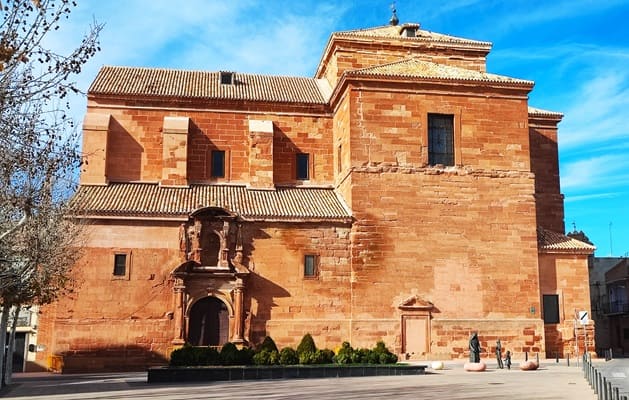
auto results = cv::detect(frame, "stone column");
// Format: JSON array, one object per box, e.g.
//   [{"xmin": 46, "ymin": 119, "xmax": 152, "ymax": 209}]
[
  {"xmin": 172, "ymin": 282, "xmax": 186, "ymax": 345},
  {"xmin": 80, "ymin": 113, "xmax": 111, "ymax": 185},
  {"xmin": 248, "ymin": 120, "xmax": 275, "ymax": 189},
  {"xmin": 232, "ymin": 280, "xmax": 245, "ymax": 343},
  {"xmin": 161, "ymin": 116, "xmax": 190, "ymax": 187}
]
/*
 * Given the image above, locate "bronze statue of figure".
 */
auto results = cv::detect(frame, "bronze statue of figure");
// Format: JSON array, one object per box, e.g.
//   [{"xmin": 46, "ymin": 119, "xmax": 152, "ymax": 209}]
[
  {"xmin": 495, "ymin": 339, "xmax": 504, "ymax": 369},
  {"xmin": 469, "ymin": 332, "xmax": 481, "ymax": 363}
]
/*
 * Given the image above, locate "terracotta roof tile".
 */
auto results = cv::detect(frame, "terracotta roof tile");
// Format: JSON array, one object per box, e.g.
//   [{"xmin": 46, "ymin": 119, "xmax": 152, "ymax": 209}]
[
  {"xmin": 72, "ymin": 183, "xmax": 352, "ymax": 222},
  {"xmin": 335, "ymin": 24, "xmax": 492, "ymax": 49},
  {"xmin": 537, "ymin": 227, "xmax": 596, "ymax": 254},
  {"xmin": 347, "ymin": 58, "xmax": 533, "ymax": 86},
  {"xmin": 528, "ymin": 106, "xmax": 564, "ymax": 118},
  {"xmin": 89, "ymin": 66, "xmax": 331, "ymax": 104}
]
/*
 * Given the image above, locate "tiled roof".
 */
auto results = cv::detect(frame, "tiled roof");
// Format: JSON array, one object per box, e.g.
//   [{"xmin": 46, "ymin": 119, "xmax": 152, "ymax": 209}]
[
  {"xmin": 347, "ymin": 58, "xmax": 533, "ymax": 86},
  {"xmin": 537, "ymin": 227, "xmax": 596, "ymax": 254},
  {"xmin": 89, "ymin": 66, "xmax": 331, "ymax": 104},
  {"xmin": 528, "ymin": 106, "xmax": 563, "ymax": 118},
  {"xmin": 72, "ymin": 183, "xmax": 352, "ymax": 222},
  {"xmin": 335, "ymin": 24, "xmax": 492, "ymax": 49}
]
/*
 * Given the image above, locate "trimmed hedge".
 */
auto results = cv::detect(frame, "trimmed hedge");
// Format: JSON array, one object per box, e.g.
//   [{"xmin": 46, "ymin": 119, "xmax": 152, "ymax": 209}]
[{"xmin": 169, "ymin": 337, "xmax": 397, "ymax": 367}]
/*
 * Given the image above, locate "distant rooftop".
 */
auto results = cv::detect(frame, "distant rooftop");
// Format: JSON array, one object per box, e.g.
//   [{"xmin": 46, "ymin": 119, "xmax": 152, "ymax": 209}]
[{"xmin": 538, "ymin": 227, "xmax": 596, "ymax": 253}]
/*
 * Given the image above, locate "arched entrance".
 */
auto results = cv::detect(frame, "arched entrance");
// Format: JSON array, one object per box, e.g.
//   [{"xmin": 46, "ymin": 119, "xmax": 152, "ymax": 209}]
[{"xmin": 188, "ymin": 297, "xmax": 229, "ymax": 346}]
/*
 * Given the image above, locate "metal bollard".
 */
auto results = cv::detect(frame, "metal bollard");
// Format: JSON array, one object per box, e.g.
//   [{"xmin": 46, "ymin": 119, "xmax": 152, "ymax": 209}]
[
  {"xmin": 606, "ymin": 379, "xmax": 612, "ymax": 400},
  {"xmin": 525, "ymin": 351, "xmax": 528, "ymax": 361},
  {"xmin": 567, "ymin": 354, "xmax": 570, "ymax": 367},
  {"xmin": 594, "ymin": 370, "xmax": 598, "ymax": 395},
  {"xmin": 555, "ymin": 351, "xmax": 559, "ymax": 363}
]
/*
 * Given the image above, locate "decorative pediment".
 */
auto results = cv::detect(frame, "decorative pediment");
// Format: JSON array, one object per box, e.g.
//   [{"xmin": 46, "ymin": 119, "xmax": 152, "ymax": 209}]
[{"xmin": 399, "ymin": 295, "xmax": 434, "ymax": 311}]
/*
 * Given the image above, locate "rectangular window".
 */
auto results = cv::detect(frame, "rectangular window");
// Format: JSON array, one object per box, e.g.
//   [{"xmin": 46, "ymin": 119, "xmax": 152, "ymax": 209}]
[
  {"xmin": 428, "ymin": 113, "xmax": 454, "ymax": 166},
  {"xmin": 542, "ymin": 294, "xmax": 560, "ymax": 324},
  {"xmin": 211, "ymin": 150, "xmax": 225, "ymax": 178},
  {"xmin": 296, "ymin": 153, "xmax": 310, "ymax": 180},
  {"xmin": 113, "ymin": 254, "xmax": 127, "ymax": 276},
  {"xmin": 304, "ymin": 255, "xmax": 317, "ymax": 278},
  {"xmin": 337, "ymin": 145, "xmax": 342, "ymax": 174},
  {"xmin": 220, "ymin": 71, "xmax": 234, "ymax": 85}
]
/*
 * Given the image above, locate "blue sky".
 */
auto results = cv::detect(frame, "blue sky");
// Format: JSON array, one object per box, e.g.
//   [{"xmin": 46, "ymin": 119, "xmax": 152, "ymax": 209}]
[{"xmin": 54, "ymin": 0, "xmax": 629, "ymax": 256}]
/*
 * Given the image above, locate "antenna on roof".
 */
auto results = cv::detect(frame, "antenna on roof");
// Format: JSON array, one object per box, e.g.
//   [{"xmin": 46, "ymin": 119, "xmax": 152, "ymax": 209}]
[{"xmin": 389, "ymin": 2, "xmax": 399, "ymax": 26}]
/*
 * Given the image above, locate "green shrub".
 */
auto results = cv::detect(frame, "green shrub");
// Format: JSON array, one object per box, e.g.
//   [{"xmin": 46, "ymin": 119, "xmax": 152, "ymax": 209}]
[
  {"xmin": 296, "ymin": 333, "xmax": 317, "ymax": 356},
  {"xmin": 350, "ymin": 348, "xmax": 368, "ymax": 364},
  {"xmin": 365, "ymin": 349, "xmax": 380, "ymax": 364},
  {"xmin": 279, "ymin": 347, "xmax": 299, "ymax": 365},
  {"xmin": 372, "ymin": 340, "xmax": 398, "ymax": 364},
  {"xmin": 313, "ymin": 349, "xmax": 335, "ymax": 364},
  {"xmin": 298, "ymin": 350, "xmax": 315, "ymax": 364},
  {"xmin": 259, "ymin": 336, "xmax": 279, "ymax": 353},
  {"xmin": 238, "ymin": 346, "xmax": 255, "ymax": 365},
  {"xmin": 220, "ymin": 342, "xmax": 239, "ymax": 365},
  {"xmin": 253, "ymin": 349, "xmax": 279, "ymax": 365},
  {"xmin": 169, "ymin": 344, "xmax": 220, "ymax": 366},
  {"xmin": 219, "ymin": 342, "xmax": 254, "ymax": 365},
  {"xmin": 333, "ymin": 341, "xmax": 353, "ymax": 364}
]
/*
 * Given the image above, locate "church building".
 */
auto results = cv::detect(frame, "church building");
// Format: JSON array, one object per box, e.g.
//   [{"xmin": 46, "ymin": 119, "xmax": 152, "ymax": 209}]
[{"xmin": 36, "ymin": 14, "xmax": 596, "ymax": 372}]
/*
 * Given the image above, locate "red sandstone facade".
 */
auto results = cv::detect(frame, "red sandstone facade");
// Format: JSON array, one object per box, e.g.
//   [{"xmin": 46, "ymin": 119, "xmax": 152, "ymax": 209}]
[{"xmin": 36, "ymin": 21, "xmax": 595, "ymax": 372}]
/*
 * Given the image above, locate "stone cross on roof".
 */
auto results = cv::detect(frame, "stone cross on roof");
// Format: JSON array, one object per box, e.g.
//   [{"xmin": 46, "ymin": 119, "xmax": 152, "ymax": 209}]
[{"xmin": 390, "ymin": 2, "xmax": 399, "ymax": 26}]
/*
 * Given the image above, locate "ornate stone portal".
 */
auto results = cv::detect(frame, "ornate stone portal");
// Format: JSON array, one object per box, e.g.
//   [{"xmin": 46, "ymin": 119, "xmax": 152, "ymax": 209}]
[{"xmin": 171, "ymin": 207, "xmax": 250, "ymax": 347}]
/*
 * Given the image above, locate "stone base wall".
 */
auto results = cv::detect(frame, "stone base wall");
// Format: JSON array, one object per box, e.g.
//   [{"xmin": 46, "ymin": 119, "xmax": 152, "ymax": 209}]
[{"xmin": 430, "ymin": 319, "xmax": 545, "ymax": 361}]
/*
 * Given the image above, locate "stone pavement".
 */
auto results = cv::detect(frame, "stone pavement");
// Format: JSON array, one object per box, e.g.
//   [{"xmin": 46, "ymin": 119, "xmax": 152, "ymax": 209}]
[
  {"xmin": 586, "ymin": 358, "xmax": 629, "ymax": 399},
  {"xmin": 0, "ymin": 360, "xmax": 598, "ymax": 400}
]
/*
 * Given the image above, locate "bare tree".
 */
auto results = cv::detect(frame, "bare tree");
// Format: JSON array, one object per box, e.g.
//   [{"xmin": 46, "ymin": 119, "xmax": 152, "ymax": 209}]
[{"xmin": 0, "ymin": 0, "xmax": 101, "ymax": 386}]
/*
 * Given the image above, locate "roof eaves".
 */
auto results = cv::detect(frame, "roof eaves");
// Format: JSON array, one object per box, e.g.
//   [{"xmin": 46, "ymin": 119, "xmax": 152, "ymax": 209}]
[
  {"xmin": 537, "ymin": 227, "xmax": 596, "ymax": 255},
  {"xmin": 528, "ymin": 106, "xmax": 564, "ymax": 119},
  {"xmin": 344, "ymin": 69, "xmax": 534, "ymax": 89}
]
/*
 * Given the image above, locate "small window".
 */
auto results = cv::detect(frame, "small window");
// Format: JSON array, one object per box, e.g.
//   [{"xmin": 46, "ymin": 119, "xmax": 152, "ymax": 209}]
[
  {"xmin": 304, "ymin": 255, "xmax": 317, "ymax": 278},
  {"xmin": 403, "ymin": 27, "xmax": 416, "ymax": 37},
  {"xmin": 428, "ymin": 113, "xmax": 454, "ymax": 166},
  {"xmin": 542, "ymin": 294, "xmax": 560, "ymax": 324},
  {"xmin": 296, "ymin": 153, "xmax": 310, "ymax": 180},
  {"xmin": 211, "ymin": 150, "xmax": 225, "ymax": 178},
  {"xmin": 337, "ymin": 145, "xmax": 342, "ymax": 173},
  {"xmin": 220, "ymin": 71, "xmax": 234, "ymax": 85},
  {"xmin": 113, "ymin": 254, "xmax": 127, "ymax": 276}
]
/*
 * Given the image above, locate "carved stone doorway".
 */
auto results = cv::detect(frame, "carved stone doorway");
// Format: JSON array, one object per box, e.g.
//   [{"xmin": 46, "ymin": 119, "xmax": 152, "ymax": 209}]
[
  {"xmin": 171, "ymin": 206, "xmax": 251, "ymax": 347},
  {"xmin": 188, "ymin": 297, "xmax": 230, "ymax": 346},
  {"xmin": 399, "ymin": 295, "xmax": 434, "ymax": 358}
]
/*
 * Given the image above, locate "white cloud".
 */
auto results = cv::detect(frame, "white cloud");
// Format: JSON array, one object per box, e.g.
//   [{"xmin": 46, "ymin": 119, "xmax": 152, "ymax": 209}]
[
  {"xmin": 559, "ymin": 71, "xmax": 629, "ymax": 149},
  {"xmin": 561, "ymin": 154, "xmax": 629, "ymax": 192}
]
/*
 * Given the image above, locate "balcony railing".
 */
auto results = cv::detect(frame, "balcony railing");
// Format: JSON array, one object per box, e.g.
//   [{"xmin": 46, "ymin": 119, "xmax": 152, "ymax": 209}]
[{"xmin": 602, "ymin": 301, "xmax": 629, "ymax": 315}]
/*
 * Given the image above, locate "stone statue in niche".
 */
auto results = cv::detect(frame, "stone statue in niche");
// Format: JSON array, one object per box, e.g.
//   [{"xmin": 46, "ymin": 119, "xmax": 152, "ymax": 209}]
[
  {"xmin": 178, "ymin": 223, "xmax": 188, "ymax": 255},
  {"xmin": 179, "ymin": 213, "xmax": 250, "ymax": 272},
  {"xmin": 213, "ymin": 220, "xmax": 230, "ymax": 267}
]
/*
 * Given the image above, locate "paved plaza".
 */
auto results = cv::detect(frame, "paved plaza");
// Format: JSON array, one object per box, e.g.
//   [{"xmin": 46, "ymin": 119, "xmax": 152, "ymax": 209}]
[{"xmin": 0, "ymin": 361, "xmax": 601, "ymax": 400}]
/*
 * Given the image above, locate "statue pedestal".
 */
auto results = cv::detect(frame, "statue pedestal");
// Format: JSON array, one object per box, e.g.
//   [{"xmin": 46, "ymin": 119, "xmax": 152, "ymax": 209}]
[
  {"xmin": 464, "ymin": 362, "xmax": 487, "ymax": 372},
  {"xmin": 519, "ymin": 360, "xmax": 539, "ymax": 370}
]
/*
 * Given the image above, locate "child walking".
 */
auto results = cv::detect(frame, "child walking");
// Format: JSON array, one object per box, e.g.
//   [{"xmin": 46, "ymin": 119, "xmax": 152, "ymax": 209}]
[{"xmin": 504, "ymin": 350, "xmax": 512, "ymax": 370}]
